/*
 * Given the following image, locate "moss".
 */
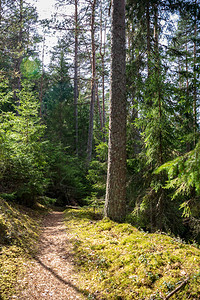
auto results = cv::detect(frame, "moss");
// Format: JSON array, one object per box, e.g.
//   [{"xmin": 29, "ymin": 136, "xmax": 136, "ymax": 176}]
[
  {"xmin": 0, "ymin": 246, "xmax": 27, "ymax": 299},
  {"xmin": 0, "ymin": 198, "xmax": 42, "ymax": 299},
  {"xmin": 64, "ymin": 207, "xmax": 200, "ymax": 300}
]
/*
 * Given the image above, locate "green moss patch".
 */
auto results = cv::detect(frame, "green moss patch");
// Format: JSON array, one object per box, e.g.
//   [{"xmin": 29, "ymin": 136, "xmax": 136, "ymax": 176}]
[
  {"xmin": 64, "ymin": 208, "xmax": 200, "ymax": 299},
  {"xmin": 0, "ymin": 198, "xmax": 42, "ymax": 299}
]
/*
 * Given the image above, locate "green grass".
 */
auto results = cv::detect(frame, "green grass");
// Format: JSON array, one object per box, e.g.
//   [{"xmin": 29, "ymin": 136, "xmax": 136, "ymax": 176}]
[
  {"xmin": 64, "ymin": 207, "xmax": 200, "ymax": 300},
  {"xmin": 0, "ymin": 198, "xmax": 43, "ymax": 299}
]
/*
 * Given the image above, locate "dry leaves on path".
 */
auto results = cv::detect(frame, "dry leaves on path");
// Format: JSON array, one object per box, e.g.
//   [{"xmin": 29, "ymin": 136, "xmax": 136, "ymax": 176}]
[{"xmin": 14, "ymin": 211, "xmax": 87, "ymax": 300}]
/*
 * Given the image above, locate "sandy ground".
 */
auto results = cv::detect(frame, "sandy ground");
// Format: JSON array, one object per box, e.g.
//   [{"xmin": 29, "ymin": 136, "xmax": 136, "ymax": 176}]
[{"xmin": 15, "ymin": 211, "xmax": 86, "ymax": 299}]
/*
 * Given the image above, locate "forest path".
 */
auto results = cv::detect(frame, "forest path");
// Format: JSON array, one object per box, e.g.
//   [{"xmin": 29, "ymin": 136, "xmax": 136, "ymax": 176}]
[{"xmin": 16, "ymin": 210, "xmax": 86, "ymax": 299}]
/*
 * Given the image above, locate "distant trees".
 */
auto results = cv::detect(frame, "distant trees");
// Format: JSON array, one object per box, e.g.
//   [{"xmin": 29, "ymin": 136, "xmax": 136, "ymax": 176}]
[
  {"xmin": 53, "ymin": 0, "xmax": 110, "ymax": 160},
  {"xmin": 86, "ymin": 0, "xmax": 97, "ymax": 163},
  {"xmin": 74, "ymin": 0, "xmax": 79, "ymax": 155}
]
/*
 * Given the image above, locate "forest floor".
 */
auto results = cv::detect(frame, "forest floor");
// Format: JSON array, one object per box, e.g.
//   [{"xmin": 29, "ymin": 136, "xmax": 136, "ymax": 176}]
[
  {"xmin": 15, "ymin": 210, "xmax": 86, "ymax": 299},
  {"xmin": 1, "ymin": 200, "xmax": 200, "ymax": 299}
]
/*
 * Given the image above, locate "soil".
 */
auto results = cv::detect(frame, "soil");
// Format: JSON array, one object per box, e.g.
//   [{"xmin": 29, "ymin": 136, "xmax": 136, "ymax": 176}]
[{"xmin": 14, "ymin": 211, "xmax": 86, "ymax": 299}]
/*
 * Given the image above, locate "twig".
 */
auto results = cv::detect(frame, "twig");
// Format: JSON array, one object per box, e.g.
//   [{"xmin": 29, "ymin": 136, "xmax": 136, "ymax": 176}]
[{"xmin": 165, "ymin": 277, "xmax": 190, "ymax": 300}]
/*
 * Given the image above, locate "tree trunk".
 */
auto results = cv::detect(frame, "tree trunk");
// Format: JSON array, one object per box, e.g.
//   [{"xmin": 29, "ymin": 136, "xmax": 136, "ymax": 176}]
[
  {"xmin": 40, "ymin": 35, "xmax": 45, "ymax": 119},
  {"xmin": 18, "ymin": 0, "xmax": 23, "ymax": 91},
  {"xmin": 0, "ymin": 0, "xmax": 2, "ymax": 24},
  {"xmin": 74, "ymin": 0, "xmax": 79, "ymax": 155},
  {"xmin": 193, "ymin": 0, "xmax": 197, "ymax": 147},
  {"xmin": 185, "ymin": 30, "xmax": 191, "ymax": 152},
  {"xmin": 154, "ymin": 2, "xmax": 165, "ymax": 230},
  {"xmin": 102, "ymin": 54, "xmax": 106, "ymax": 141},
  {"xmin": 146, "ymin": 0, "xmax": 151, "ymax": 78},
  {"xmin": 154, "ymin": 2, "xmax": 162, "ymax": 166},
  {"xmin": 87, "ymin": 0, "xmax": 96, "ymax": 163},
  {"xmin": 15, "ymin": 0, "xmax": 23, "ymax": 113},
  {"xmin": 96, "ymin": 83, "xmax": 103, "ymax": 131},
  {"xmin": 100, "ymin": 1, "xmax": 106, "ymax": 141},
  {"xmin": 104, "ymin": 0, "xmax": 126, "ymax": 222}
]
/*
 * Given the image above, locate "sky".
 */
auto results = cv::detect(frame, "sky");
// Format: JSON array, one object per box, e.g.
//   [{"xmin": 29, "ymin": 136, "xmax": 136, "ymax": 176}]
[
  {"xmin": 29, "ymin": 0, "xmax": 59, "ymax": 66},
  {"xmin": 30, "ymin": 0, "xmax": 74, "ymax": 66},
  {"xmin": 30, "ymin": 0, "xmax": 56, "ymax": 20}
]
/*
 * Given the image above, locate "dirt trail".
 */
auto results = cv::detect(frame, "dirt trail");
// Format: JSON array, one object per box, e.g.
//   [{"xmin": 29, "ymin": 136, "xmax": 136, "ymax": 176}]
[{"xmin": 16, "ymin": 211, "xmax": 86, "ymax": 299}]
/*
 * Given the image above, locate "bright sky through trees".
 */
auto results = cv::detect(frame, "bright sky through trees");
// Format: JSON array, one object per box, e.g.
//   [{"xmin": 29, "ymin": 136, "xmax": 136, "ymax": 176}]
[
  {"xmin": 29, "ymin": 0, "xmax": 58, "ymax": 66},
  {"xmin": 30, "ymin": 0, "xmax": 55, "ymax": 19},
  {"xmin": 29, "ymin": 0, "xmax": 74, "ymax": 66}
]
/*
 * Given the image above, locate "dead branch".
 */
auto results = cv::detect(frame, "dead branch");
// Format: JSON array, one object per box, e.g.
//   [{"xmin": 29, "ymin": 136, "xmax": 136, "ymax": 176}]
[{"xmin": 165, "ymin": 277, "xmax": 190, "ymax": 300}]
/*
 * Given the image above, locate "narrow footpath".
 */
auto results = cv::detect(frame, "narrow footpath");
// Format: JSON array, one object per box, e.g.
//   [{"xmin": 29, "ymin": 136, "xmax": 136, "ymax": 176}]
[{"xmin": 16, "ymin": 211, "xmax": 86, "ymax": 299}]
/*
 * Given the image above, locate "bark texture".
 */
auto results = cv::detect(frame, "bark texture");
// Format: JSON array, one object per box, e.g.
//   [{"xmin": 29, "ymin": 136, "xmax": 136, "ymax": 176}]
[
  {"xmin": 193, "ymin": 0, "xmax": 197, "ymax": 147},
  {"xmin": 100, "ymin": 2, "xmax": 106, "ymax": 141},
  {"xmin": 40, "ymin": 35, "xmax": 45, "ymax": 119},
  {"xmin": 87, "ymin": 0, "xmax": 96, "ymax": 163},
  {"xmin": 146, "ymin": 0, "xmax": 151, "ymax": 78},
  {"xmin": 14, "ymin": 0, "xmax": 23, "ymax": 113},
  {"xmin": 74, "ymin": 0, "xmax": 79, "ymax": 155},
  {"xmin": 104, "ymin": 0, "xmax": 126, "ymax": 222}
]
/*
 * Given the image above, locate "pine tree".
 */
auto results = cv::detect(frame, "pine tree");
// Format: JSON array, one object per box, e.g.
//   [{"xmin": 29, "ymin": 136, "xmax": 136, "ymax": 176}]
[{"xmin": 104, "ymin": 0, "xmax": 126, "ymax": 222}]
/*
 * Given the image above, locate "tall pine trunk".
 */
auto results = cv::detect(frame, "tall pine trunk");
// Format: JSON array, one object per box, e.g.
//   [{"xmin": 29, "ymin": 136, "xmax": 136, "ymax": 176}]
[
  {"xmin": 96, "ymin": 83, "xmax": 103, "ymax": 131},
  {"xmin": 0, "ymin": 0, "xmax": 1, "ymax": 24},
  {"xmin": 40, "ymin": 35, "xmax": 45, "ymax": 119},
  {"xmin": 74, "ymin": 0, "xmax": 79, "ymax": 155},
  {"xmin": 153, "ymin": 3, "xmax": 162, "ymax": 166},
  {"xmin": 87, "ymin": 0, "xmax": 96, "ymax": 163},
  {"xmin": 104, "ymin": 0, "xmax": 126, "ymax": 222},
  {"xmin": 100, "ymin": 1, "xmax": 106, "ymax": 141},
  {"xmin": 185, "ymin": 30, "xmax": 191, "ymax": 152},
  {"xmin": 146, "ymin": 0, "xmax": 151, "ymax": 78},
  {"xmin": 154, "ymin": 2, "xmax": 164, "ymax": 230},
  {"xmin": 193, "ymin": 0, "xmax": 197, "ymax": 147}
]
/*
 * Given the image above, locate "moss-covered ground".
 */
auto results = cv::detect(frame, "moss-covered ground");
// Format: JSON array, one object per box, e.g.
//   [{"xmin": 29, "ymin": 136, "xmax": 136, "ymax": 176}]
[
  {"xmin": 0, "ymin": 198, "xmax": 45, "ymax": 299},
  {"xmin": 64, "ymin": 208, "xmax": 200, "ymax": 300}
]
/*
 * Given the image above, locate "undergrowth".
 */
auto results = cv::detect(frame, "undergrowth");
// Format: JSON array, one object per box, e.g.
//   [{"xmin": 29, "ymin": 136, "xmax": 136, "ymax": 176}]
[
  {"xmin": 0, "ymin": 197, "xmax": 44, "ymax": 299},
  {"xmin": 64, "ymin": 207, "xmax": 200, "ymax": 300}
]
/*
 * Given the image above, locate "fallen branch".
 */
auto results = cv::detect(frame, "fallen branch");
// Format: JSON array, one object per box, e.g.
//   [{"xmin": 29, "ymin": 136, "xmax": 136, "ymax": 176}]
[
  {"xmin": 165, "ymin": 277, "xmax": 190, "ymax": 300},
  {"xmin": 65, "ymin": 205, "xmax": 81, "ymax": 210}
]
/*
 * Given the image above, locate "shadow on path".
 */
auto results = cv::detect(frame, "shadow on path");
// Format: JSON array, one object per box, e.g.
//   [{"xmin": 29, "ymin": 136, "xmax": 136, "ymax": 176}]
[{"xmin": 33, "ymin": 256, "xmax": 90, "ymax": 298}]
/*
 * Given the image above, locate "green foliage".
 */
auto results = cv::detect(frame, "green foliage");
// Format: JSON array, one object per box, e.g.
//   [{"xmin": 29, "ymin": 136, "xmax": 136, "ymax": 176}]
[
  {"xmin": 95, "ymin": 141, "xmax": 108, "ymax": 161},
  {"xmin": 155, "ymin": 142, "xmax": 200, "ymax": 226},
  {"xmin": 154, "ymin": 141, "xmax": 200, "ymax": 241},
  {"xmin": 0, "ymin": 75, "xmax": 13, "ymax": 108},
  {"xmin": 43, "ymin": 47, "xmax": 77, "ymax": 154},
  {"xmin": 0, "ymin": 193, "xmax": 17, "ymax": 202},
  {"xmin": 0, "ymin": 82, "xmax": 48, "ymax": 205},
  {"xmin": 87, "ymin": 160, "xmax": 107, "ymax": 197},
  {"xmin": 21, "ymin": 57, "xmax": 41, "ymax": 79},
  {"xmin": 44, "ymin": 142, "xmax": 90, "ymax": 205},
  {"xmin": 83, "ymin": 192, "xmax": 104, "ymax": 214},
  {"xmin": 156, "ymin": 142, "xmax": 200, "ymax": 201}
]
